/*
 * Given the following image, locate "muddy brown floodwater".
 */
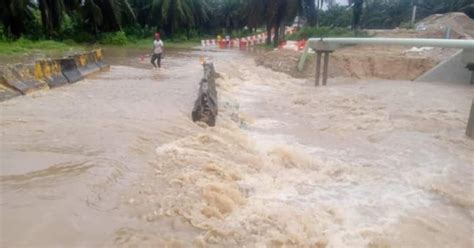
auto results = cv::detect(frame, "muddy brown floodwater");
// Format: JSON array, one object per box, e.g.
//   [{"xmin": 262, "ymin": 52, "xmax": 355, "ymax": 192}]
[{"xmin": 1, "ymin": 47, "xmax": 473, "ymax": 247}]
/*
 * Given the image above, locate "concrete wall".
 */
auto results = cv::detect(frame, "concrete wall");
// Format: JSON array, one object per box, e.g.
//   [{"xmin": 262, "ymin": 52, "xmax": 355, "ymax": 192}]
[
  {"xmin": 416, "ymin": 50, "xmax": 472, "ymax": 84},
  {"xmin": 0, "ymin": 49, "xmax": 109, "ymax": 102}
]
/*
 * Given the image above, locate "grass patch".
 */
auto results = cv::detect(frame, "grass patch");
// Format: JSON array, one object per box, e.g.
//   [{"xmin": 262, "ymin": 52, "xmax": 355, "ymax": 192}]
[
  {"xmin": 123, "ymin": 38, "xmax": 200, "ymax": 50},
  {"xmin": 96, "ymin": 31, "xmax": 200, "ymax": 49},
  {"xmin": 287, "ymin": 26, "xmax": 369, "ymax": 41},
  {"xmin": 0, "ymin": 38, "xmax": 84, "ymax": 55},
  {"xmin": 0, "ymin": 37, "xmax": 198, "ymax": 59}
]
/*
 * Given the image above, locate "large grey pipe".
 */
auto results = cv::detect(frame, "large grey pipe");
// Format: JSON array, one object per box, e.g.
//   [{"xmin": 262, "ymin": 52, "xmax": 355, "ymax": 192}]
[{"xmin": 308, "ymin": 37, "xmax": 474, "ymax": 49}]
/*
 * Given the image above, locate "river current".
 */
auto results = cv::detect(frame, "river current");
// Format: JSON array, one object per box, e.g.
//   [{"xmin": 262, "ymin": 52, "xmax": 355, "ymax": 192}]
[{"xmin": 1, "ymin": 47, "xmax": 473, "ymax": 247}]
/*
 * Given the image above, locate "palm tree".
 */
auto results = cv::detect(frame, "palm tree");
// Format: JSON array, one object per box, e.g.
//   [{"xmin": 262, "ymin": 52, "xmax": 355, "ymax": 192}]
[
  {"xmin": 148, "ymin": 0, "xmax": 194, "ymax": 35},
  {"xmin": 316, "ymin": 0, "xmax": 324, "ymax": 26},
  {"xmin": 302, "ymin": 0, "xmax": 317, "ymax": 26},
  {"xmin": 350, "ymin": 0, "xmax": 363, "ymax": 31},
  {"xmin": 246, "ymin": 0, "xmax": 300, "ymax": 46},
  {"xmin": 37, "ymin": 0, "xmax": 82, "ymax": 37},
  {"xmin": 129, "ymin": 0, "xmax": 150, "ymax": 27},
  {"xmin": 0, "ymin": 0, "xmax": 35, "ymax": 38},
  {"xmin": 82, "ymin": 0, "xmax": 103, "ymax": 35},
  {"xmin": 218, "ymin": 0, "xmax": 246, "ymax": 35},
  {"xmin": 188, "ymin": 0, "xmax": 211, "ymax": 30},
  {"xmin": 246, "ymin": 0, "xmax": 266, "ymax": 31},
  {"xmin": 38, "ymin": 0, "xmax": 63, "ymax": 37},
  {"xmin": 95, "ymin": 0, "xmax": 135, "ymax": 31},
  {"xmin": 130, "ymin": 0, "xmax": 211, "ymax": 37},
  {"xmin": 79, "ymin": 0, "xmax": 135, "ymax": 33}
]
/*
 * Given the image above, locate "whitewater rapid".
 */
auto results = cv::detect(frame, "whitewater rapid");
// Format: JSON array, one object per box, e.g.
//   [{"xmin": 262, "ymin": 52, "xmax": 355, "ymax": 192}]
[{"xmin": 1, "ymin": 48, "xmax": 473, "ymax": 247}]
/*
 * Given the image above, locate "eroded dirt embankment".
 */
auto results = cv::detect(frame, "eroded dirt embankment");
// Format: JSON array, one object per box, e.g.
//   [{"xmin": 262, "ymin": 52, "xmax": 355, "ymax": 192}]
[
  {"xmin": 256, "ymin": 14, "xmax": 474, "ymax": 81},
  {"xmin": 255, "ymin": 45, "xmax": 458, "ymax": 81}
]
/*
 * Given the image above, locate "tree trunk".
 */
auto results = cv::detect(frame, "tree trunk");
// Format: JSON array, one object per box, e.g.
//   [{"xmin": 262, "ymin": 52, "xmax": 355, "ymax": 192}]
[
  {"xmin": 316, "ymin": 0, "xmax": 320, "ymax": 27},
  {"xmin": 266, "ymin": 24, "xmax": 272, "ymax": 45},
  {"xmin": 353, "ymin": 0, "xmax": 364, "ymax": 32},
  {"xmin": 281, "ymin": 24, "xmax": 285, "ymax": 41},
  {"xmin": 303, "ymin": 0, "xmax": 317, "ymax": 26},
  {"xmin": 226, "ymin": 17, "xmax": 231, "ymax": 36},
  {"xmin": 273, "ymin": 24, "xmax": 280, "ymax": 47},
  {"xmin": 39, "ymin": 0, "xmax": 52, "ymax": 37},
  {"xmin": 9, "ymin": 21, "xmax": 24, "ymax": 38}
]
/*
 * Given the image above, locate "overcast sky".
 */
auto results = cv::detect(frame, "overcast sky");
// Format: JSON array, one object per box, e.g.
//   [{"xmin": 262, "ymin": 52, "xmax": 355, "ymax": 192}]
[
  {"xmin": 322, "ymin": 0, "xmax": 348, "ymax": 9},
  {"xmin": 335, "ymin": 0, "xmax": 348, "ymax": 6}
]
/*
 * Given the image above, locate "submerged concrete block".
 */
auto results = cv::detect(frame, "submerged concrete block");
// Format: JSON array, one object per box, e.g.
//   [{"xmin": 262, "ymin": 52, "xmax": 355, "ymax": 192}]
[
  {"xmin": 0, "ymin": 76, "xmax": 22, "ymax": 101},
  {"xmin": 192, "ymin": 63, "xmax": 218, "ymax": 126},
  {"xmin": 35, "ymin": 59, "xmax": 69, "ymax": 88},
  {"xmin": 59, "ymin": 58, "xmax": 84, "ymax": 83},
  {"xmin": 0, "ymin": 49, "xmax": 110, "ymax": 102},
  {"xmin": 70, "ymin": 53, "xmax": 101, "ymax": 77},
  {"xmin": 0, "ymin": 64, "xmax": 49, "ymax": 94},
  {"xmin": 93, "ymin": 49, "xmax": 110, "ymax": 71}
]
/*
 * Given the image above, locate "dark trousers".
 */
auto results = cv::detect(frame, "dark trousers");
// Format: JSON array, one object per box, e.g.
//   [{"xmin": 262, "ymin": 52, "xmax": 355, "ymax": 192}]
[{"xmin": 151, "ymin": 53, "xmax": 162, "ymax": 68}]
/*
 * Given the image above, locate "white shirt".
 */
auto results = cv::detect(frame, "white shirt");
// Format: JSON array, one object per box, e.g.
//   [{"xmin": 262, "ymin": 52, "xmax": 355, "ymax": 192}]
[{"xmin": 153, "ymin": 40, "xmax": 164, "ymax": 54}]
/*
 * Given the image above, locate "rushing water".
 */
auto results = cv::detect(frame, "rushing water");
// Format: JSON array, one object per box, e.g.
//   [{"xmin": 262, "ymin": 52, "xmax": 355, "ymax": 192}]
[{"xmin": 1, "ymin": 47, "xmax": 473, "ymax": 247}]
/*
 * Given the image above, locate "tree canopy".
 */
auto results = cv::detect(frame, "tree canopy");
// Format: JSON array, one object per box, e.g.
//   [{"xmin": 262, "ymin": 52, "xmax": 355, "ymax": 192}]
[{"xmin": 0, "ymin": 0, "xmax": 472, "ymax": 44}]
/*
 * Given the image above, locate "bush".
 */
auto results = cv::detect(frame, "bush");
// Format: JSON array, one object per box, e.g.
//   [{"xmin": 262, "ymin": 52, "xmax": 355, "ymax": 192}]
[
  {"xmin": 99, "ymin": 31, "xmax": 129, "ymax": 45},
  {"xmin": 0, "ymin": 25, "xmax": 5, "ymax": 41},
  {"xmin": 67, "ymin": 31, "xmax": 96, "ymax": 43},
  {"xmin": 23, "ymin": 9, "xmax": 44, "ymax": 40},
  {"xmin": 320, "ymin": 5, "xmax": 352, "ymax": 28},
  {"xmin": 399, "ymin": 21, "xmax": 414, "ymax": 29},
  {"xmin": 287, "ymin": 26, "xmax": 356, "ymax": 40},
  {"xmin": 123, "ymin": 25, "xmax": 156, "ymax": 40},
  {"xmin": 187, "ymin": 29, "xmax": 199, "ymax": 39},
  {"xmin": 170, "ymin": 31, "xmax": 188, "ymax": 42}
]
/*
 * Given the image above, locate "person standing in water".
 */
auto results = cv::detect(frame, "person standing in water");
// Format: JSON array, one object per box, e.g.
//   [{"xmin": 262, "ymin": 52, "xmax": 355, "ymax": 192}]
[{"xmin": 151, "ymin": 33, "xmax": 164, "ymax": 68}]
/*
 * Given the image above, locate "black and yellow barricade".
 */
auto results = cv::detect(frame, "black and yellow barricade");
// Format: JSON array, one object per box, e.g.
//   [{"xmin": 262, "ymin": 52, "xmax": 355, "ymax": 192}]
[
  {"xmin": 93, "ymin": 49, "xmax": 110, "ymax": 70},
  {"xmin": 59, "ymin": 58, "xmax": 84, "ymax": 83},
  {"xmin": 0, "ymin": 74, "xmax": 22, "ymax": 101},
  {"xmin": 0, "ymin": 64, "xmax": 49, "ymax": 95},
  {"xmin": 35, "ymin": 59, "xmax": 69, "ymax": 88},
  {"xmin": 70, "ymin": 52, "xmax": 100, "ymax": 76},
  {"xmin": 0, "ymin": 49, "xmax": 110, "ymax": 102}
]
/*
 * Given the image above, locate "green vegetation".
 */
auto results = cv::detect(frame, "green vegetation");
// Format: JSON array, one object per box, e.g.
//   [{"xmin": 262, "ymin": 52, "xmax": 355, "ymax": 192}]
[
  {"xmin": 124, "ymin": 39, "xmax": 199, "ymax": 49},
  {"xmin": 99, "ymin": 31, "xmax": 129, "ymax": 45},
  {"xmin": 0, "ymin": 38, "xmax": 83, "ymax": 55},
  {"xmin": 0, "ymin": 37, "xmax": 199, "ymax": 56},
  {"xmin": 287, "ymin": 27, "xmax": 359, "ymax": 40},
  {"xmin": 0, "ymin": 0, "xmax": 472, "ymax": 52},
  {"xmin": 399, "ymin": 21, "xmax": 415, "ymax": 29}
]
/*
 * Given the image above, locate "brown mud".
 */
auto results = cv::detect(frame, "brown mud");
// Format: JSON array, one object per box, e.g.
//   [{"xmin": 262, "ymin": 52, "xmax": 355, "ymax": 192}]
[{"xmin": 1, "ymin": 47, "xmax": 473, "ymax": 247}]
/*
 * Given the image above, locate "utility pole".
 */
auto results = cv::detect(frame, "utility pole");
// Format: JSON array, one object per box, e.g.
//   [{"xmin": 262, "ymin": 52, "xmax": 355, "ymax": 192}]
[
  {"xmin": 411, "ymin": 0, "xmax": 417, "ymax": 26},
  {"xmin": 411, "ymin": 5, "xmax": 417, "ymax": 26},
  {"xmin": 467, "ymin": 100, "xmax": 474, "ymax": 139}
]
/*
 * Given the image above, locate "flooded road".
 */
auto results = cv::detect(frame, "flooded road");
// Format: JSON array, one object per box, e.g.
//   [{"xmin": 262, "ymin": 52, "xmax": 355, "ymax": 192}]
[{"xmin": 1, "ymin": 47, "xmax": 473, "ymax": 247}]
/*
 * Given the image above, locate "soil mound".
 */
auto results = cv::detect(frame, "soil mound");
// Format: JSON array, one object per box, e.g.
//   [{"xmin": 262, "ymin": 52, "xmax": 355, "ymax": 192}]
[{"xmin": 416, "ymin": 12, "xmax": 474, "ymax": 39}]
